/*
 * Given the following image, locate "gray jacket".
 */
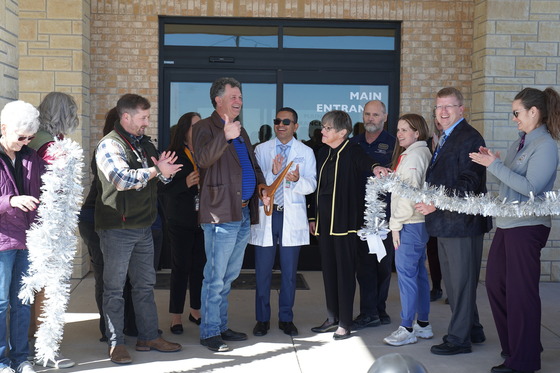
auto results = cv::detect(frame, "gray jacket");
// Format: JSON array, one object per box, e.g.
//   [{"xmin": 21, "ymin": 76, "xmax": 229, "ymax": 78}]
[{"xmin": 488, "ymin": 125, "xmax": 558, "ymax": 229}]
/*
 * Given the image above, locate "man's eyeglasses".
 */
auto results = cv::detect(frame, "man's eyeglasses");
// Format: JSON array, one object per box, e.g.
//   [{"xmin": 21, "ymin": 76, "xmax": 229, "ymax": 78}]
[
  {"xmin": 321, "ymin": 125, "xmax": 334, "ymax": 132},
  {"xmin": 512, "ymin": 109, "xmax": 527, "ymax": 118},
  {"xmin": 434, "ymin": 104, "xmax": 461, "ymax": 111},
  {"xmin": 273, "ymin": 118, "xmax": 293, "ymax": 126},
  {"xmin": 17, "ymin": 135, "xmax": 35, "ymax": 142}
]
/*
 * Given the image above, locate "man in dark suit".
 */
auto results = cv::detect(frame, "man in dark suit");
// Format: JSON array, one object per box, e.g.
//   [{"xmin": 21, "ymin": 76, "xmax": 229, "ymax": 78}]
[{"xmin": 415, "ymin": 87, "xmax": 492, "ymax": 355}]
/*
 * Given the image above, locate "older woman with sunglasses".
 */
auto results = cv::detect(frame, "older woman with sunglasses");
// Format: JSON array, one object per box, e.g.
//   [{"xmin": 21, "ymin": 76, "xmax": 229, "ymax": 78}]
[
  {"xmin": 0, "ymin": 100, "xmax": 44, "ymax": 373},
  {"xmin": 470, "ymin": 87, "xmax": 560, "ymax": 373}
]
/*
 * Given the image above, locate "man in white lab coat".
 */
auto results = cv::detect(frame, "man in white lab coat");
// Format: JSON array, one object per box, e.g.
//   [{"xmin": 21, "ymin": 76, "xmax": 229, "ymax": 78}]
[{"xmin": 250, "ymin": 107, "xmax": 317, "ymax": 337}]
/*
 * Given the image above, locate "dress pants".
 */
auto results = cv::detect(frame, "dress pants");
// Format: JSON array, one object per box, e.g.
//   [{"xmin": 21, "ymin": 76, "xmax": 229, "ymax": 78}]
[
  {"xmin": 437, "ymin": 235, "xmax": 484, "ymax": 347},
  {"xmin": 356, "ymin": 234, "xmax": 394, "ymax": 318},
  {"xmin": 318, "ymin": 197, "xmax": 357, "ymax": 330},
  {"xmin": 486, "ymin": 225, "xmax": 549, "ymax": 372},
  {"xmin": 99, "ymin": 227, "xmax": 159, "ymax": 346},
  {"xmin": 426, "ymin": 236, "xmax": 442, "ymax": 290},
  {"xmin": 78, "ymin": 217, "xmax": 105, "ymax": 337},
  {"xmin": 255, "ymin": 209, "xmax": 301, "ymax": 323},
  {"xmin": 168, "ymin": 224, "xmax": 206, "ymax": 314}
]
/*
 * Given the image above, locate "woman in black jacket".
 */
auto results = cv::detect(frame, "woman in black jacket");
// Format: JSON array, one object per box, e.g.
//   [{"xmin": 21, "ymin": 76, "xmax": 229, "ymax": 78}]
[
  {"xmin": 309, "ymin": 110, "xmax": 378, "ymax": 340},
  {"xmin": 161, "ymin": 112, "xmax": 206, "ymax": 334}
]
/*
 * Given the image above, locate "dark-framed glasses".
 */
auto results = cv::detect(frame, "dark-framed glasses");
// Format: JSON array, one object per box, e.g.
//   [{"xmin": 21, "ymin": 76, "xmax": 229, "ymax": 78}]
[
  {"xmin": 512, "ymin": 109, "xmax": 527, "ymax": 118},
  {"xmin": 273, "ymin": 118, "xmax": 293, "ymax": 126},
  {"xmin": 17, "ymin": 135, "xmax": 35, "ymax": 142}
]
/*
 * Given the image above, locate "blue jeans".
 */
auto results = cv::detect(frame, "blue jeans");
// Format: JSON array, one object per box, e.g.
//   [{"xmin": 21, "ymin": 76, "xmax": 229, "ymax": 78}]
[
  {"xmin": 395, "ymin": 223, "xmax": 430, "ymax": 328},
  {"xmin": 99, "ymin": 228, "xmax": 159, "ymax": 346},
  {"xmin": 200, "ymin": 206, "xmax": 250, "ymax": 339},
  {"xmin": 0, "ymin": 249, "xmax": 31, "ymax": 369},
  {"xmin": 255, "ymin": 210, "xmax": 300, "ymax": 322}
]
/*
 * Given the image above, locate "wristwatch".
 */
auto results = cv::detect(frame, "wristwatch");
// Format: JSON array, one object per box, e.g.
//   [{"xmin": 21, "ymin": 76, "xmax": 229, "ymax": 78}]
[{"xmin": 154, "ymin": 164, "xmax": 162, "ymax": 177}]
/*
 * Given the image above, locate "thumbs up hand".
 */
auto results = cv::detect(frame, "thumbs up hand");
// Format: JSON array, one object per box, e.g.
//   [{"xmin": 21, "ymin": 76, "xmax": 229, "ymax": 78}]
[{"xmin": 223, "ymin": 114, "xmax": 241, "ymax": 141}]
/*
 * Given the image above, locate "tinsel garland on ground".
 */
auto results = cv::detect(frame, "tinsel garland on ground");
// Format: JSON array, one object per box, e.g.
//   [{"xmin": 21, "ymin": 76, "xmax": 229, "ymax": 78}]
[
  {"xmin": 19, "ymin": 139, "xmax": 84, "ymax": 365},
  {"xmin": 359, "ymin": 173, "xmax": 560, "ymax": 239}
]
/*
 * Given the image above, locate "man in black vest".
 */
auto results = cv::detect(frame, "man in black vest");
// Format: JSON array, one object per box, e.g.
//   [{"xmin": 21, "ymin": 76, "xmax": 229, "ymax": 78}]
[{"xmin": 95, "ymin": 94, "xmax": 182, "ymax": 364}]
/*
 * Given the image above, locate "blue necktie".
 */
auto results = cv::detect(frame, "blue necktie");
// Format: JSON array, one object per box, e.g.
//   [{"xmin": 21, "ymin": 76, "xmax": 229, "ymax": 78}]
[
  {"xmin": 275, "ymin": 144, "xmax": 288, "ymax": 207},
  {"xmin": 431, "ymin": 133, "xmax": 448, "ymax": 164}
]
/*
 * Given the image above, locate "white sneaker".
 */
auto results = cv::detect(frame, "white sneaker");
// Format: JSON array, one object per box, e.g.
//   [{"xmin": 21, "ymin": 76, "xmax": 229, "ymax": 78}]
[
  {"xmin": 0, "ymin": 366, "xmax": 15, "ymax": 373},
  {"xmin": 413, "ymin": 322, "xmax": 434, "ymax": 339},
  {"xmin": 383, "ymin": 326, "xmax": 418, "ymax": 346},
  {"xmin": 16, "ymin": 362, "xmax": 35, "ymax": 373},
  {"xmin": 34, "ymin": 354, "xmax": 75, "ymax": 369}
]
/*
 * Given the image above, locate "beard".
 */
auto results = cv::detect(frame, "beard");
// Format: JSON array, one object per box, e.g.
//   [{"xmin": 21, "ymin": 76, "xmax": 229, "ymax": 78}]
[{"xmin": 365, "ymin": 123, "xmax": 382, "ymax": 133}]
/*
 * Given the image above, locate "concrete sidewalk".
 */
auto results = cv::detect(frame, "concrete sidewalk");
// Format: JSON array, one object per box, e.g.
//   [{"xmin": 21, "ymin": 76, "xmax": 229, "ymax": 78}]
[{"xmin": 37, "ymin": 271, "xmax": 560, "ymax": 373}]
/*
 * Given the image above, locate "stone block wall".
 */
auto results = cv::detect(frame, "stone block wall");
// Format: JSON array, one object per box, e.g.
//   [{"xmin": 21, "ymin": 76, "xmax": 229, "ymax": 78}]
[
  {"xmin": 0, "ymin": 0, "xmax": 20, "ymax": 107},
  {"xmin": 472, "ymin": 0, "xmax": 560, "ymax": 281}
]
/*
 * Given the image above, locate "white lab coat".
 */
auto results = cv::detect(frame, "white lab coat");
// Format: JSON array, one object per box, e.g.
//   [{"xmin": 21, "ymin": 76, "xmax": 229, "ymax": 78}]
[{"xmin": 250, "ymin": 138, "xmax": 317, "ymax": 247}]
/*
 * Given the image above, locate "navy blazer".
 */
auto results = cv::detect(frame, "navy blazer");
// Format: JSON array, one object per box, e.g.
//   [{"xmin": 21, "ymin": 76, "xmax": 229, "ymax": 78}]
[{"xmin": 425, "ymin": 119, "xmax": 492, "ymax": 237}]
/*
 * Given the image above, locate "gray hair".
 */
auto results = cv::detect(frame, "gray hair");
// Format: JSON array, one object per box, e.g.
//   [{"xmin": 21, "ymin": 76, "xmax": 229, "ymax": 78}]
[
  {"xmin": 321, "ymin": 110, "xmax": 352, "ymax": 139},
  {"xmin": 210, "ymin": 77, "xmax": 242, "ymax": 108},
  {"xmin": 38, "ymin": 92, "xmax": 79, "ymax": 136},
  {"xmin": 1, "ymin": 100, "xmax": 40, "ymax": 134}
]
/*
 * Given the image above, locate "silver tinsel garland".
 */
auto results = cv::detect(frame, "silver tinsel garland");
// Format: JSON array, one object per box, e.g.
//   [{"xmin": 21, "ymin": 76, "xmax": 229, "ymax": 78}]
[
  {"xmin": 359, "ymin": 173, "xmax": 560, "ymax": 239},
  {"xmin": 19, "ymin": 139, "xmax": 84, "ymax": 365}
]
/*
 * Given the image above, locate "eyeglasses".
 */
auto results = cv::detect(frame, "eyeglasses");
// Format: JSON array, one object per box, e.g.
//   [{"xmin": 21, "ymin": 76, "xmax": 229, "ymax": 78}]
[
  {"xmin": 321, "ymin": 125, "xmax": 334, "ymax": 132},
  {"xmin": 273, "ymin": 118, "xmax": 293, "ymax": 126},
  {"xmin": 434, "ymin": 104, "xmax": 461, "ymax": 111},
  {"xmin": 17, "ymin": 135, "xmax": 35, "ymax": 142},
  {"xmin": 512, "ymin": 109, "xmax": 527, "ymax": 118}
]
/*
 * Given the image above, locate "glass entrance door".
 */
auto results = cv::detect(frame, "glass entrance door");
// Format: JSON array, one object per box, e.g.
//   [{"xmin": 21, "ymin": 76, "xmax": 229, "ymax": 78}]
[{"xmin": 161, "ymin": 69, "xmax": 277, "ymax": 149}]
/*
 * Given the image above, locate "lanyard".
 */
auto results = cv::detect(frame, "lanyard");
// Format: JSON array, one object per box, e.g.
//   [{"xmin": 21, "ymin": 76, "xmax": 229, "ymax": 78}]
[
  {"xmin": 184, "ymin": 146, "xmax": 197, "ymax": 171},
  {"xmin": 115, "ymin": 129, "xmax": 149, "ymax": 168}
]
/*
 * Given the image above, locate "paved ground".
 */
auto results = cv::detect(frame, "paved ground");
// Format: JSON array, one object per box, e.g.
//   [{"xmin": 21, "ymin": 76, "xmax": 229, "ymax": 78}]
[{"xmin": 34, "ymin": 270, "xmax": 560, "ymax": 373}]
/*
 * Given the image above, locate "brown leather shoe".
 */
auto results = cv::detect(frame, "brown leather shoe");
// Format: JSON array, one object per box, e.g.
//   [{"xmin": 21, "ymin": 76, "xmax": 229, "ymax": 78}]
[
  {"xmin": 136, "ymin": 337, "xmax": 182, "ymax": 352},
  {"xmin": 108, "ymin": 345, "xmax": 132, "ymax": 364}
]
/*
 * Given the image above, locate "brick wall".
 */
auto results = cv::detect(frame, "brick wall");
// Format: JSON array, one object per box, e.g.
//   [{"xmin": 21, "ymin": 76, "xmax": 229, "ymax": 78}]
[
  {"xmin": 472, "ymin": 0, "xmax": 560, "ymax": 281},
  {"xmin": 90, "ymin": 0, "xmax": 476, "ymax": 150}
]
